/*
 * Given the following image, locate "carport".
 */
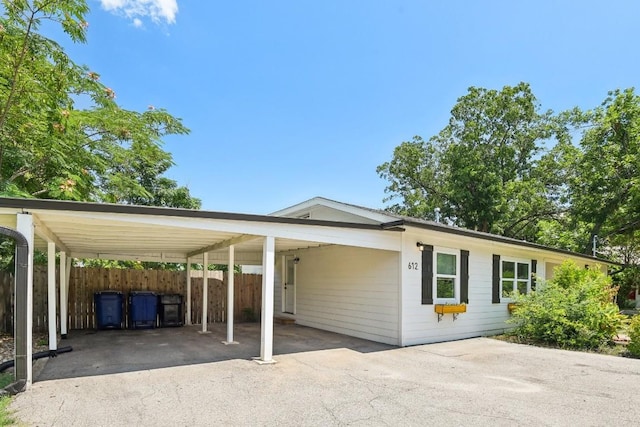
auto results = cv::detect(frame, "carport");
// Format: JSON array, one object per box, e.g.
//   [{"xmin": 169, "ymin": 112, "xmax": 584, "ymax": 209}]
[{"xmin": 0, "ymin": 198, "xmax": 402, "ymax": 387}]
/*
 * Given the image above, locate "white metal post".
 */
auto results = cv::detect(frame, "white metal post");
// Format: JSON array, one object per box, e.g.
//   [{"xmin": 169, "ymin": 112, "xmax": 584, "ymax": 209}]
[
  {"xmin": 201, "ymin": 252, "xmax": 209, "ymax": 333},
  {"xmin": 186, "ymin": 257, "xmax": 192, "ymax": 325},
  {"xmin": 259, "ymin": 236, "xmax": 276, "ymax": 363},
  {"xmin": 65, "ymin": 257, "xmax": 72, "ymax": 321},
  {"xmin": 59, "ymin": 252, "xmax": 69, "ymax": 338},
  {"xmin": 224, "ymin": 245, "xmax": 237, "ymax": 344},
  {"xmin": 16, "ymin": 213, "xmax": 34, "ymax": 386},
  {"xmin": 47, "ymin": 242, "xmax": 57, "ymax": 352}
]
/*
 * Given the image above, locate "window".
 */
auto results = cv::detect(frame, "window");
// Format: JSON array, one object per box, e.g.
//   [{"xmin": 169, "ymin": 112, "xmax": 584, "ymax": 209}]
[
  {"xmin": 422, "ymin": 247, "xmax": 469, "ymax": 305},
  {"xmin": 435, "ymin": 251, "xmax": 458, "ymax": 301},
  {"xmin": 501, "ymin": 260, "xmax": 530, "ymax": 297}
]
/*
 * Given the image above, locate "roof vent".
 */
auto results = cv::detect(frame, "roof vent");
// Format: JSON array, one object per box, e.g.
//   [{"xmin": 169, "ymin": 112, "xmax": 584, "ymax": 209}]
[{"xmin": 434, "ymin": 207, "xmax": 441, "ymax": 223}]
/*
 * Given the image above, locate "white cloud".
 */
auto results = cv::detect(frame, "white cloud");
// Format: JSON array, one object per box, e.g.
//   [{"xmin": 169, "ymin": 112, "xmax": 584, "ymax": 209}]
[{"xmin": 99, "ymin": 0, "xmax": 179, "ymax": 25}]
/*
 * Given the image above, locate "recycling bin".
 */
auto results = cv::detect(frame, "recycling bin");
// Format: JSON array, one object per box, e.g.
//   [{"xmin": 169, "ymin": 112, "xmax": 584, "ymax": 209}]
[
  {"xmin": 94, "ymin": 291, "xmax": 124, "ymax": 329},
  {"xmin": 128, "ymin": 291, "xmax": 158, "ymax": 329},
  {"xmin": 158, "ymin": 294, "xmax": 183, "ymax": 327}
]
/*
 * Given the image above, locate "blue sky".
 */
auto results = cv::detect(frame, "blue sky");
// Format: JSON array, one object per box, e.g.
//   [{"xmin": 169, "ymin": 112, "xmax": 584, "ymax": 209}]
[{"xmin": 54, "ymin": 0, "xmax": 640, "ymax": 214}]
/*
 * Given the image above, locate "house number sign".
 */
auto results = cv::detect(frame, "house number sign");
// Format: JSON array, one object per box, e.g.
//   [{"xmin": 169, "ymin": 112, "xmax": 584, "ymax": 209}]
[{"xmin": 408, "ymin": 262, "xmax": 419, "ymax": 270}]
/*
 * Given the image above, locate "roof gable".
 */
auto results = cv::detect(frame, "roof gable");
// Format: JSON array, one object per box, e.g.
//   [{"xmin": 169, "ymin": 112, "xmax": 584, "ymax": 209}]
[{"xmin": 270, "ymin": 197, "xmax": 398, "ymax": 224}]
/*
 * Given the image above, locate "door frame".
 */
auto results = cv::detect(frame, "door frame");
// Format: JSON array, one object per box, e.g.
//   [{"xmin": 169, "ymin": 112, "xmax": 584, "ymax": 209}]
[{"xmin": 281, "ymin": 255, "xmax": 297, "ymax": 314}]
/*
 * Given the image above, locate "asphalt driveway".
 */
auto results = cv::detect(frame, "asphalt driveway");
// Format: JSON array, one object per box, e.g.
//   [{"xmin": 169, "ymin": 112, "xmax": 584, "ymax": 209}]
[{"xmin": 10, "ymin": 326, "xmax": 640, "ymax": 426}]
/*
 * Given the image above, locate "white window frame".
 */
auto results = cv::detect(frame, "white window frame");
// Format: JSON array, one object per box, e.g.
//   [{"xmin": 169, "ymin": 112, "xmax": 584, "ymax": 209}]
[
  {"xmin": 500, "ymin": 258, "xmax": 531, "ymax": 300},
  {"xmin": 433, "ymin": 247, "xmax": 460, "ymax": 304}
]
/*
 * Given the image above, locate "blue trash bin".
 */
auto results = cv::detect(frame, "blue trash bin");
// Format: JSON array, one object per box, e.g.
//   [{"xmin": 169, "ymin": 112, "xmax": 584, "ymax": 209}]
[
  {"xmin": 94, "ymin": 291, "xmax": 124, "ymax": 330},
  {"xmin": 129, "ymin": 291, "xmax": 158, "ymax": 329}
]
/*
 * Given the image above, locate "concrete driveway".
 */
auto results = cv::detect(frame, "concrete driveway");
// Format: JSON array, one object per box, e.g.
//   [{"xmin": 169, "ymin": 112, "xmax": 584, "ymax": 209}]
[{"xmin": 10, "ymin": 325, "xmax": 640, "ymax": 426}]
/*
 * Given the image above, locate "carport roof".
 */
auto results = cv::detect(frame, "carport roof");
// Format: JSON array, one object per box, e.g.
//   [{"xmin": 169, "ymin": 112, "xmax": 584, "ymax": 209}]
[{"xmin": 0, "ymin": 197, "xmax": 404, "ymax": 264}]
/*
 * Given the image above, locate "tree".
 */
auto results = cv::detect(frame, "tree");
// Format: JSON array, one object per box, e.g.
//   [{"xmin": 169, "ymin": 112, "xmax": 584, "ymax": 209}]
[
  {"xmin": 378, "ymin": 83, "xmax": 563, "ymax": 239},
  {"xmin": 0, "ymin": 0, "xmax": 200, "ymax": 208},
  {"xmin": 0, "ymin": 0, "xmax": 200, "ymax": 271},
  {"xmin": 567, "ymin": 89, "xmax": 640, "ymax": 254}
]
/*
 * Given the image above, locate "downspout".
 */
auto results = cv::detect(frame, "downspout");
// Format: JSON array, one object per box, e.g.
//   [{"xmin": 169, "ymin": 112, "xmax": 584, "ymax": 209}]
[{"xmin": 0, "ymin": 226, "xmax": 28, "ymax": 388}]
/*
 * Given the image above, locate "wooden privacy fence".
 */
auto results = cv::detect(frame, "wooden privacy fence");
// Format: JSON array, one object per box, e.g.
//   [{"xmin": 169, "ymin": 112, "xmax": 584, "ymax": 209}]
[{"xmin": 1, "ymin": 267, "xmax": 262, "ymax": 333}]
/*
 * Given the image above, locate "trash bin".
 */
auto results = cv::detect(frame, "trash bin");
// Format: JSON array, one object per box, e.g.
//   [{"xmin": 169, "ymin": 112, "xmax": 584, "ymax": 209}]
[
  {"xmin": 94, "ymin": 291, "xmax": 124, "ymax": 330},
  {"xmin": 158, "ymin": 294, "xmax": 183, "ymax": 327},
  {"xmin": 128, "ymin": 291, "xmax": 158, "ymax": 329}
]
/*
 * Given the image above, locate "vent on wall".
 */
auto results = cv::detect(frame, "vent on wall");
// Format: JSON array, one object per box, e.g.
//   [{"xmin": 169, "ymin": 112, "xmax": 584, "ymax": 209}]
[{"xmin": 297, "ymin": 213, "xmax": 310, "ymax": 219}]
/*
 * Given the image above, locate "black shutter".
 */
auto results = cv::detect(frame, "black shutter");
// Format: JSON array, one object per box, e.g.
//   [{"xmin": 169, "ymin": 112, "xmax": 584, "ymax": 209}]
[
  {"xmin": 492, "ymin": 254, "xmax": 501, "ymax": 303},
  {"xmin": 531, "ymin": 259, "xmax": 537, "ymax": 291},
  {"xmin": 421, "ymin": 245, "xmax": 434, "ymax": 305},
  {"xmin": 460, "ymin": 250, "xmax": 469, "ymax": 304}
]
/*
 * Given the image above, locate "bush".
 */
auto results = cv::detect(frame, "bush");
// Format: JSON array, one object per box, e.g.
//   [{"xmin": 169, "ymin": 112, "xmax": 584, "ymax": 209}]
[
  {"xmin": 508, "ymin": 260, "xmax": 625, "ymax": 350},
  {"xmin": 628, "ymin": 315, "xmax": 640, "ymax": 357},
  {"xmin": 613, "ymin": 265, "xmax": 640, "ymax": 309}
]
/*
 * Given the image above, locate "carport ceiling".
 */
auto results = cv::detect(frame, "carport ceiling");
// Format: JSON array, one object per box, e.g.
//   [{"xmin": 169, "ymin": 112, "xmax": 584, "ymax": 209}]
[{"xmin": 0, "ymin": 198, "xmax": 399, "ymax": 264}]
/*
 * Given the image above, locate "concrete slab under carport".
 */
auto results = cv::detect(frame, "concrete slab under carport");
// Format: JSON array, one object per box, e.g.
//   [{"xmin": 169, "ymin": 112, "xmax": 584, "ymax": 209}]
[{"xmin": 34, "ymin": 323, "xmax": 394, "ymax": 381}]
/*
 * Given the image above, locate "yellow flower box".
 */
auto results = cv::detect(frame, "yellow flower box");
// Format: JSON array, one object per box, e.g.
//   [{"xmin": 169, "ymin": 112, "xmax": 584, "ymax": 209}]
[
  {"xmin": 434, "ymin": 303, "xmax": 466, "ymax": 321},
  {"xmin": 434, "ymin": 304, "xmax": 467, "ymax": 314}
]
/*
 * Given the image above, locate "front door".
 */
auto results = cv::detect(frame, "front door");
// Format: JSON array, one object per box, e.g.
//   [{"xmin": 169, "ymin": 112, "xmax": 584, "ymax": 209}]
[{"xmin": 284, "ymin": 257, "xmax": 296, "ymax": 314}]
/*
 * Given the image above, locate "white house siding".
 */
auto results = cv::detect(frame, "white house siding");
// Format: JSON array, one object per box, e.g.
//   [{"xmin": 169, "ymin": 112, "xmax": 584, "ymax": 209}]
[
  {"xmin": 300, "ymin": 206, "xmax": 381, "ymax": 224},
  {"xmin": 283, "ymin": 245, "xmax": 400, "ymax": 345},
  {"xmin": 273, "ymin": 257, "xmax": 283, "ymax": 314},
  {"xmin": 400, "ymin": 228, "xmax": 604, "ymax": 346}
]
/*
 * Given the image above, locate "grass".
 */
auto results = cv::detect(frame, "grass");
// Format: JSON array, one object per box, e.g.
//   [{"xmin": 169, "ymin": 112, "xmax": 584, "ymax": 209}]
[
  {"xmin": 0, "ymin": 374, "xmax": 16, "ymax": 426},
  {"xmin": 0, "ymin": 396, "xmax": 15, "ymax": 426}
]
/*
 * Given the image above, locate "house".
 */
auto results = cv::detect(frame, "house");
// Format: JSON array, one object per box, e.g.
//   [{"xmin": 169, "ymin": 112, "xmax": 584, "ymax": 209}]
[
  {"xmin": 0, "ymin": 196, "xmax": 608, "ymax": 386},
  {"xmin": 269, "ymin": 197, "xmax": 607, "ymax": 346}
]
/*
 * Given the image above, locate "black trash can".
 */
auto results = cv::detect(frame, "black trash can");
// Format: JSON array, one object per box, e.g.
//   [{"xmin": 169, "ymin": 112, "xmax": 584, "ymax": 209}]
[
  {"xmin": 158, "ymin": 294, "xmax": 183, "ymax": 327},
  {"xmin": 129, "ymin": 291, "xmax": 158, "ymax": 329},
  {"xmin": 94, "ymin": 291, "xmax": 124, "ymax": 330}
]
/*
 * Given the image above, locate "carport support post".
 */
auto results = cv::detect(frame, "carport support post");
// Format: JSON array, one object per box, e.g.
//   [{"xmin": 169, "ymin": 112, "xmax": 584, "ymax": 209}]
[
  {"xmin": 16, "ymin": 213, "xmax": 34, "ymax": 386},
  {"xmin": 201, "ymin": 252, "xmax": 209, "ymax": 333},
  {"xmin": 186, "ymin": 257, "xmax": 192, "ymax": 325},
  {"xmin": 47, "ymin": 241, "xmax": 57, "ymax": 352},
  {"xmin": 59, "ymin": 251, "xmax": 69, "ymax": 338},
  {"xmin": 223, "ymin": 245, "xmax": 237, "ymax": 345},
  {"xmin": 258, "ymin": 236, "xmax": 275, "ymax": 363}
]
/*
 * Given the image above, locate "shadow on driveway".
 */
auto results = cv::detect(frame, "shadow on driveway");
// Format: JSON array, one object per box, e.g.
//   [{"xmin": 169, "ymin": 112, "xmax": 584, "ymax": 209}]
[{"xmin": 37, "ymin": 323, "xmax": 394, "ymax": 381}]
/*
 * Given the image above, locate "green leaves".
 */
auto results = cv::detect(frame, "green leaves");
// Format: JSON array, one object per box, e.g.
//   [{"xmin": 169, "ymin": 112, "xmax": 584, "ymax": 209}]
[
  {"xmin": 568, "ymin": 88, "xmax": 640, "ymax": 254},
  {"xmin": 628, "ymin": 315, "xmax": 640, "ymax": 357},
  {"xmin": 379, "ymin": 83, "xmax": 640, "ymax": 264},
  {"xmin": 0, "ymin": 0, "xmax": 200, "ymax": 209},
  {"xmin": 378, "ymin": 82, "xmax": 560, "ymax": 236},
  {"xmin": 508, "ymin": 261, "xmax": 625, "ymax": 349}
]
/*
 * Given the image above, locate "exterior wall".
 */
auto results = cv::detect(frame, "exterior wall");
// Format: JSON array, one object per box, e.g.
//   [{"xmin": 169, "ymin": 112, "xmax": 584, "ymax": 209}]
[
  {"xmin": 295, "ymin": 206, "xmax": 381, "ymax": 224},
  {"xmin": 274, "ymin": 257, "xmax": 283, "ymax": 314},
  {"xmin": 277, "ymin": 245, "xmax": 400, "ymax": 345},
  {"xmin": 400, "ymin": 228, "xmax": 605, "ymax": 346}
]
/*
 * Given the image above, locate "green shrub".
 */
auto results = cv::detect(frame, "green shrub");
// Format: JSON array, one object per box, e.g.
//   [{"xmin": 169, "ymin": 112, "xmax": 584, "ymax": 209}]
[
  {"xmin": 628, "ymin": 315, "xmax": 640, "ymax": 357},
  {"xmin": 508, "ymin": 260, "xmax": 625, "ymax": 350}
]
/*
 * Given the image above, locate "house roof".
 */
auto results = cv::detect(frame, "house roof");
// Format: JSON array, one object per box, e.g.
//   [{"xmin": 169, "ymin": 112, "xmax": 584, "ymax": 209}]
[
  {"xmin": 0, "ymin": 196, "xmax": 611, "ymax": 265},
  {"xmin": 271, "ymin": 196, "xmax": 611, "ymax": 264}
]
